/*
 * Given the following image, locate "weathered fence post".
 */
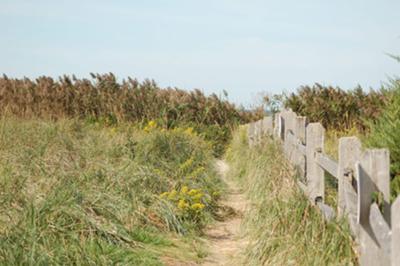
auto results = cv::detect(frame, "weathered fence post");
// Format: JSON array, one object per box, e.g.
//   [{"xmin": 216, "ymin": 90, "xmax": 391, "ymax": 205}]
[
  {"xmin": 273, "ymin": 112, "xmax": 281, "ymax": 139},
  {"xmin": 357, "ymin": 149, "xmax": 391, "ymax": 224},
  {"xmin": 295, "ymin": 116, "xmax": 307, "ymax": 145},
  {"xmin": 295, "ymin": 116, "xmax": 307, "ymax": 180},
  {"xmin": 357, "ymin": 149, "xmax": 391, "ymax": 266},
  {"xmin": 281, "ymin": 111, "xmax": 287, "ymax": 153},
  {"xmin": 262, "ymin": 116, "xmax": 273, "ymax": 136},
  {"xmin": 337, "ymin": 137, "xmax": 362, "ymax": 226},
  {"xmin": 279, "ymin": 114, "xmax": 285, "ymax": 141},
  {"xmin": 306, "ymin": 123, "xmax": 325, "ymax": 202},
  {"xmin": 283, "ymin": 110, "xmax": 296, "ymax": 158},
  {"xmin": 392, "ymin": 197, "xmax": 400, "ymax": 266}
]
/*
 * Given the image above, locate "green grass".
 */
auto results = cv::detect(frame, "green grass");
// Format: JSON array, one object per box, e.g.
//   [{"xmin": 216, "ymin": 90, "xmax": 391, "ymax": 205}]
[
  {"xmin": 0, "ymin": 116, "xmax": 223, "ymax": 265},
  {"xmin": 225, "ymin": 126, "xmax": 357, "ymax": 265}
]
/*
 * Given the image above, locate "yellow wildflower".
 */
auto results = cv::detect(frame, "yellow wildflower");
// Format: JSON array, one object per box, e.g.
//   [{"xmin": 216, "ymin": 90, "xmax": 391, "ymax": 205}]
[
  {"xmin": 181, "ymin": 186, "xmax": 189, "ymax": 194},
  {"xmin": 192, "ymin": 193, "xmax": 204, "ymax": 201},
  {"xmin": 191, "ymin": 203, "xmax": 205, "ymax": 210},
  {"xmin": 144, "ymin": 120, "xmax": 157, "ymax": 132},
  {"xmin": 178, "ymin": 199, "xmax": 189, "ymax": 209},
  {"xmin": 188, "ymin": 189, "xmax": 199, "ymax": 196},
  {"xmin": 184, "ymin": 127, "xmax": 194, "ymax": 135}
]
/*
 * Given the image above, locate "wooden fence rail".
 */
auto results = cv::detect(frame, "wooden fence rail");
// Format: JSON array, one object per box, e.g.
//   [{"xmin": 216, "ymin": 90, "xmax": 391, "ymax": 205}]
[{"xmin": 247, "ymin": 109, "xmax": 400, "ymax": 266}]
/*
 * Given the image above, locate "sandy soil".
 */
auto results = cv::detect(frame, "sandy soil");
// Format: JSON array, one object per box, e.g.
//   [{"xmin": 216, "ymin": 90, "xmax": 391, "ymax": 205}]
[{"xmin": 201, "ymin": 160, "xmax": 248, "ymax": 266}]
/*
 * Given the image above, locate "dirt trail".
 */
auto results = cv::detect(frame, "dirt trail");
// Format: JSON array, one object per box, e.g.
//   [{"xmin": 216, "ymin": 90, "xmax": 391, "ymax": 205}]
[{"xmin": 201, "ymin": 160, "xmax": 248, "ymax": 265}]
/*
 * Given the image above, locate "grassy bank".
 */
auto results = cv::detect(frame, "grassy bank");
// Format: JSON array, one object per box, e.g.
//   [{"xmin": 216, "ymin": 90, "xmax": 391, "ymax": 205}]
[
  {"xmin": 226, "ymin": 127, "xmax": 357, "ymax": 265},
  {"xmin": 0, "ymin": 117, "xmax": 223, "ymax": 265}
]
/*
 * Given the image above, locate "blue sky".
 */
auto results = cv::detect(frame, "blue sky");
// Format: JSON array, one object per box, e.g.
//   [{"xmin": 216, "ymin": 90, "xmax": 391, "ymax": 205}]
[{"xmin": 1, "ymin": 0, "xmax": 399, "ymax": 105}]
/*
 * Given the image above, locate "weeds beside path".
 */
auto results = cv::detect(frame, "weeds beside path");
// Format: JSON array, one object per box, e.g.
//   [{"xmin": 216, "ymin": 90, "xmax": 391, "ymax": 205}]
[{"xmin": 202, "ymin": 160, "xmax": 248, "ymax": 265}]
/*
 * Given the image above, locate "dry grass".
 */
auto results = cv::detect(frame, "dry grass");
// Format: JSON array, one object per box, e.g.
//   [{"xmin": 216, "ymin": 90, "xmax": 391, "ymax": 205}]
[
  {"xmin": 0, "ymin": 74, "xmax": 262, "ymax": 126},
  {"xmin": 285, "ymin": 84, "xmax": 387, "ymax": 132}
]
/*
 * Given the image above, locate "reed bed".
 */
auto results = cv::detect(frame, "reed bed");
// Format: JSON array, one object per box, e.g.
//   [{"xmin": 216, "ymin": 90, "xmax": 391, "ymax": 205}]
[
  {"xmin": 0, "ymin": 73, "xmax": 261, "ymax": 126},
  {"xmin": 285, "ymin": 84, "xmax": 388, "ymax": 132}
]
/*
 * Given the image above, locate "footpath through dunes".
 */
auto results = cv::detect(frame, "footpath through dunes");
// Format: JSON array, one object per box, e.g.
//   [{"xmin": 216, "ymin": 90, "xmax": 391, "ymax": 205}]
[{"xmin": 201, "ymin": 160, "xmax": 248, "ymax": 266}]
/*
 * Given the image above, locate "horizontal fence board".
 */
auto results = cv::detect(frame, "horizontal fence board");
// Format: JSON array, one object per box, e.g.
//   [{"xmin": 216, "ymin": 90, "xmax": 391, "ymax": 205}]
[{"xmin": 315, "ymin": 152, "xmax": 338, "ymax": 179}]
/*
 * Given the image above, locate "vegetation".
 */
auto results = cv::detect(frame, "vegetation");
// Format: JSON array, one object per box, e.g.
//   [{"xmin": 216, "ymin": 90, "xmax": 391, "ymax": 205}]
[
  {"xmin": 285, "ymin": 84, "xmax": 388, "ymax": 131},
  {"xmin": 365, "ymin": 79, "xmax": 400, "ymax": 200},
  {"xmin": 2, "ymin": 70, "xmax": 398, "ymax": 264},
  {"xmin": 226, "ymin": 127, "xmax": 357, "ymax": 265},
  {"xmin": 0, "ymin": 117, "xmax": 223, "ymax": 265},
  {"xmin": 283, "ymin": 79, "xmax": 400, "ymax": 200},
  {"xmin": 0, "ymin": 74, "xmax": 263, "ymax": 156}
]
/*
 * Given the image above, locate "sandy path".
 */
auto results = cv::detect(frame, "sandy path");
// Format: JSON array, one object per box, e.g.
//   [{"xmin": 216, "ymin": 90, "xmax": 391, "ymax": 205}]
[{"xmin": 201, "ymin": 160, "xmax": 248, "ymax": 265}]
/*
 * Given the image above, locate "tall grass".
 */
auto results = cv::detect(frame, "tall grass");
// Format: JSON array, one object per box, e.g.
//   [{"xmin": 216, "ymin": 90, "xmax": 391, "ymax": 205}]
[
  {"xmin": 285, "ymin": 84, "xmax": 387, "ymax": 132},
  {"xmin": 0, "ymin": 117, "xmax": 223, "ymax": 264},
  {"xmin": 0, "ymin": 73, "xmax": 262, "ymax": 125},
  {"xmin": 225, "ymin": 127, "xmax": 357, "ymax": 265},
  {"xmin": 0, "ymin": 73, "xmax": 263, "ymax": 157}
]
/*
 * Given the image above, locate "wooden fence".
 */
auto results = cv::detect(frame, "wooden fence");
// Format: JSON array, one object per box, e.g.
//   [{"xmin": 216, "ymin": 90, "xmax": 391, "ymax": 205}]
[{"xmin": 247, "ymin": 109, "xmax": 400, "ymax": 266}]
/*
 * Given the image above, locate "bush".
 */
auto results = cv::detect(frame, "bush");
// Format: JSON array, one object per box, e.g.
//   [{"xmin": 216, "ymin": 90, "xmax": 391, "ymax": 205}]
[{"xmin": 365, "ymin": 79, "xmax": 400, "ymax": 200}]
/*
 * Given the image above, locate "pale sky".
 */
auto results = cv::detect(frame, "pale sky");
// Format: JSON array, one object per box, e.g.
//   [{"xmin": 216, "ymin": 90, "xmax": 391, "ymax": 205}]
[{"xmin": 1, "ymin": 0, "xmax": 399, "ymax": 105}]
